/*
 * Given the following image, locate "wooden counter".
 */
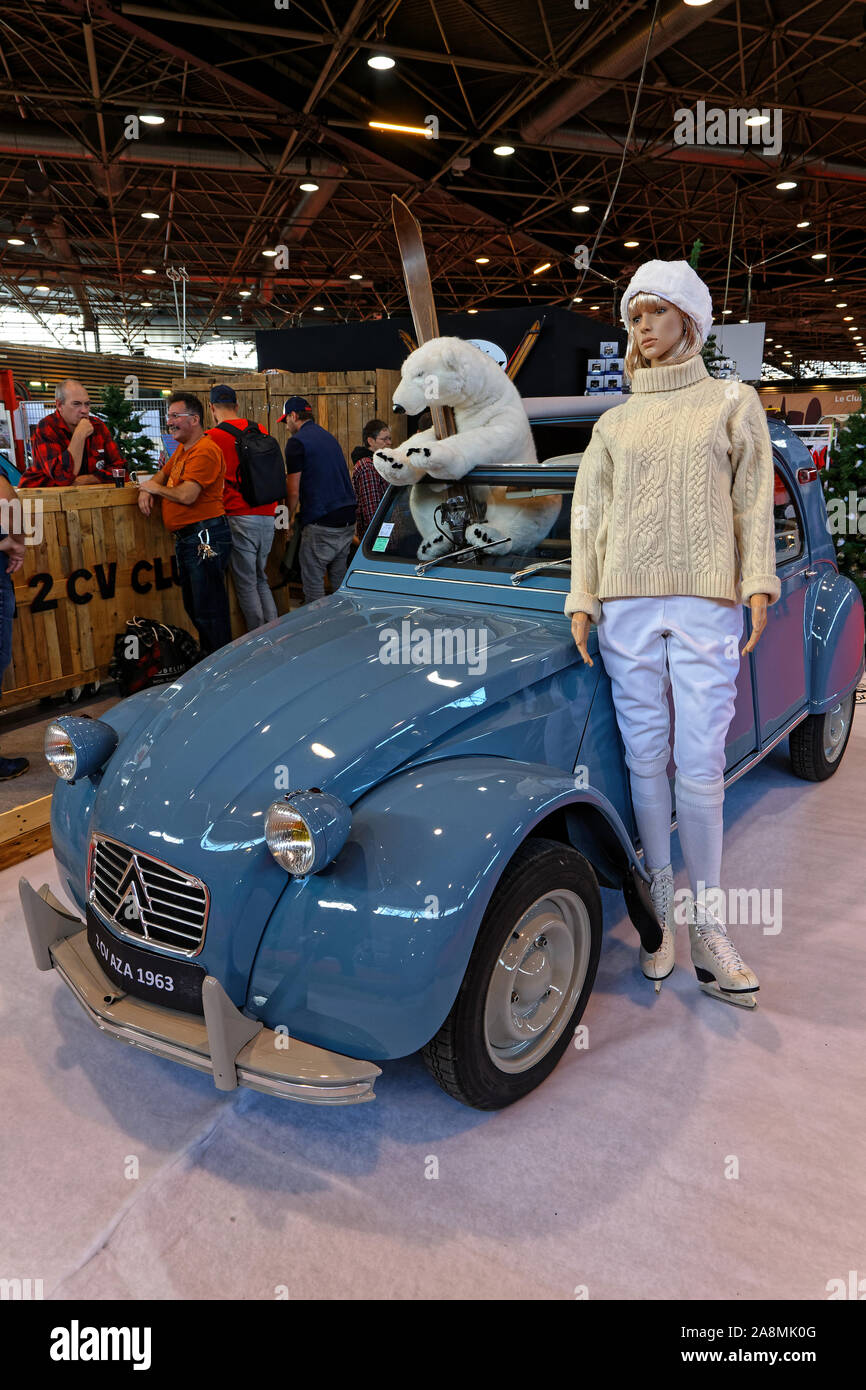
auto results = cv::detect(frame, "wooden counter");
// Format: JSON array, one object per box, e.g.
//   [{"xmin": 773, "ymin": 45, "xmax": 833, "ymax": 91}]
[{"xmin": 2, "ymin": 485, "xmax": 292, "ymax": 708}]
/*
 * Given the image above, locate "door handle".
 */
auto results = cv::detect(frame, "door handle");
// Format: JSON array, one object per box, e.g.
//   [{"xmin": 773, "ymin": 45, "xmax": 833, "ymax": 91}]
[{"xmin": 805, "ymin": 568, "xmax": 818, "ymax": 576}]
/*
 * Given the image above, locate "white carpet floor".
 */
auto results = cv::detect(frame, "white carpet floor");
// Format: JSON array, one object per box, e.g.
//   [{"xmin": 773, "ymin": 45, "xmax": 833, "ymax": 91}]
[{"xmin": 2, "ymin": 705, "xmax": 864, "ymax": 1301}]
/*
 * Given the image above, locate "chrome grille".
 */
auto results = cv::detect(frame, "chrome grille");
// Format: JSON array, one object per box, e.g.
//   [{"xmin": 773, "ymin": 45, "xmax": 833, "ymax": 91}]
[{"xmin": 89, "ymin": 834, "xmax": 209, "ymax": 956}]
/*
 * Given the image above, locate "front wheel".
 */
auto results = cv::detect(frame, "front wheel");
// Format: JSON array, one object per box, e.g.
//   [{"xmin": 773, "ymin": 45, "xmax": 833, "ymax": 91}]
[
  {"xmin": 422, "ymin": 838, "xmax": 602, "ymax": 1109},
  {"xmin": 789, "ymin": 692, "xmax": 855, "ymax": 781}
]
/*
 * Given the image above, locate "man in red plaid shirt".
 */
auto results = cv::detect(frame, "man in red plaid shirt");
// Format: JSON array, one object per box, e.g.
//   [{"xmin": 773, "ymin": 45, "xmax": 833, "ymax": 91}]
[
  {"xmin": 20, "ymin": 379, "xmax": 127, "ymax": 488},
  {"xmin": 350, "ymin": 418, "xmax": 392, "ymax": 538}
]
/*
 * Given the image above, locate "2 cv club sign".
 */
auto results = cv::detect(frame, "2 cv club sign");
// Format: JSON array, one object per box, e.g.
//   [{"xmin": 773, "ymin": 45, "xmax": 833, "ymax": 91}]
[{"xmin": 2, "ymin": 487, "xmax": 273, "ymax": 707}]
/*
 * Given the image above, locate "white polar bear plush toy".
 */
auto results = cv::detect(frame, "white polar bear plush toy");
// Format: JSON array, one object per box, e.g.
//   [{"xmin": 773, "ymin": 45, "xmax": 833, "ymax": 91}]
[{"xmin": 373, "ymin": 336, "xmax": 560, "ymax": 561}]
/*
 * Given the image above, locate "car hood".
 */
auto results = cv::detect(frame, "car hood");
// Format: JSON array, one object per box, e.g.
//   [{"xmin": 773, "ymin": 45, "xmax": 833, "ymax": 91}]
[
  {"xmin": 87, "ymin": 591, "xmax": 582, "ymax": 1001},
  {"xmin": 97, "ymin": 591, "xmax": 579, "ymax": 841}
]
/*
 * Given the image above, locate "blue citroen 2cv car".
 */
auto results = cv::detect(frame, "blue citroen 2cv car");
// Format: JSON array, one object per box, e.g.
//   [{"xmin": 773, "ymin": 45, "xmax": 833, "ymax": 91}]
[{"xmin": 20, "ymin": 396, "xmax": 864, "ymax": 1109}]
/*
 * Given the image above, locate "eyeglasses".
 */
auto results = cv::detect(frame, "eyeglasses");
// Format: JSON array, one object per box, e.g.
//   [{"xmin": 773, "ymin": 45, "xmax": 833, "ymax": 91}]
[{"xmin": 166, "ymin": 412, "xmax": 192, "ymax": 421}]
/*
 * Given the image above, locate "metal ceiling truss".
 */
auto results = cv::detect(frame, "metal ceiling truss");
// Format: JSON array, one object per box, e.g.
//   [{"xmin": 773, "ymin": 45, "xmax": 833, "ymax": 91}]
[{"xmin": 0, "ymin": 0, "xmax": 862, "ymax": 367}]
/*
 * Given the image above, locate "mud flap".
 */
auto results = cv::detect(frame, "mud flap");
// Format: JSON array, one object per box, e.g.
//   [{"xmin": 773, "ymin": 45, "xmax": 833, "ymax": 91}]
[{"xmin": 622, "ymin": 864, "xmax": 663, "ymax": 953}]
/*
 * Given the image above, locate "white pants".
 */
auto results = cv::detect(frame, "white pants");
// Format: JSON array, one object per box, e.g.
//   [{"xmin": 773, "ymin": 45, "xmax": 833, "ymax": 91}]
[{"xmin": 596, "ymin": 595, "xmax": 744, "ymax": 890}]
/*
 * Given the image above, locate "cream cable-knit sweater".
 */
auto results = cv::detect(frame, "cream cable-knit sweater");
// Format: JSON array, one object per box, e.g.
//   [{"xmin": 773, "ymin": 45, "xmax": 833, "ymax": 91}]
[{"xmin": 565, "ymin": 353, "xmax": 781, "ymax": 623}]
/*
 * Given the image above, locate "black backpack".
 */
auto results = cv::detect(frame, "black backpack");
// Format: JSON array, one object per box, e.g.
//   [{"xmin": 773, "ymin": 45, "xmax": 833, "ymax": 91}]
[
  {"xmin": 214, "ymin": 421, "xmax": 287, "ymax": 507},
  {"xmin": 109, "ymin": 618, "xmax": 200, "ymax": 698}
]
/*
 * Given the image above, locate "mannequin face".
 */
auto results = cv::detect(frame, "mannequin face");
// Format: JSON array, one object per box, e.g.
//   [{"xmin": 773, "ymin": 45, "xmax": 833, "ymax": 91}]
[{"xmin": 628, "ymin": 296, "xmax": 686, "ymax": 365}]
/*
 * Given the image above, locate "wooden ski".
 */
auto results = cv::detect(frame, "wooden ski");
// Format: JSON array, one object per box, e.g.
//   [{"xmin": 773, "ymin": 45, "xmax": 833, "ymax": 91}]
[
  {"xmin": 506, "ymin": 315, "xmax": 545, "ymax": 381},
  {"xmin": 398, "ymin": 328, "xmax": 417, "ymax": 356},
  {"xmin": 391, "ymin": 194, "xmax": 456, "ymax": 440}
]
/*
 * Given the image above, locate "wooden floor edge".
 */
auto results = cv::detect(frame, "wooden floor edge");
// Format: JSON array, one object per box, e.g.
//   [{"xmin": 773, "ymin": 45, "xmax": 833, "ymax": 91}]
[{"xmin": 0, "ymin": 794, "xmax": 53, "ymax": 871}]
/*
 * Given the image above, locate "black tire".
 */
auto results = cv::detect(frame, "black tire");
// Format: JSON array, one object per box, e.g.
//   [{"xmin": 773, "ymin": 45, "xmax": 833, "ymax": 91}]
[
  {"xmin": 422, "ymin": 837, "xmax": 602, "ymax": 1110},
  {"xmin": 789, "ymin": 692, "xmax": 855, "ymax": 781}
]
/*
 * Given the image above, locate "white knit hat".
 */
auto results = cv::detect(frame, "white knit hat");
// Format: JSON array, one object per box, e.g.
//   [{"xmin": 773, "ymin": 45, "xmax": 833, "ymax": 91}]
[{"xmin": 620, "ymin": 259, "xmax": 714, "ymax": 343}]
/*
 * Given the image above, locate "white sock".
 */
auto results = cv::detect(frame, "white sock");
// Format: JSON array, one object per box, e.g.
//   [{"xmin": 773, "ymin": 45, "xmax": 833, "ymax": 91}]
[
  {"xmin": 675, "ymin": 772, "xmax": 724, "ymax": 900},
  {"xmin": 629, "ymin": 769, "xmax": 672, "ymax": 877}
]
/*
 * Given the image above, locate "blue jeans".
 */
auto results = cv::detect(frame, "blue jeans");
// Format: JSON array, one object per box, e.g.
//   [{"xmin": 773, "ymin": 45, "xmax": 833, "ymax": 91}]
[
  {"xmin": 0, "ymin": 552, "xmax": 13, "ymax": 681},
  {"xmin": 173, "ymin": 515, "xmax": 232, "ymax": 656},
  {"xmin": 227, "ymin": 514, "xmax": 278, "ymax": 630}
]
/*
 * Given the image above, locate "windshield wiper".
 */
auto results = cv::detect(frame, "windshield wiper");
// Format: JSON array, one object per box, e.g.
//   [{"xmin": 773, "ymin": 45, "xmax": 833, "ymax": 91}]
[
  {"xmin": 511, "ymin": 556, "xmax": 572, "ymax": 585},
  {"xmin": 416, "ymin": 536, "xmax": 512, "ymax": 576}
]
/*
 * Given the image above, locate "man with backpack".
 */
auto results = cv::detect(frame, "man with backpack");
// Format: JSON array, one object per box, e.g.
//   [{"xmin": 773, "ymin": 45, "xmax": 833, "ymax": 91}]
[{"xmin": 208, "ymin": 384, "xmax": 286, "ymax": 630}]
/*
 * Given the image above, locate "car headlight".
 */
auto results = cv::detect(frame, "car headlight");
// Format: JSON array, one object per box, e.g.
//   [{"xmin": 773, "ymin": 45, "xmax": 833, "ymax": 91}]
[
  {"xmin": 44, "ymin": 716, "xmax": 118, "ymax": 784},
  {"xmin": 265, "ymin": 791, "xmax": 352, "ymax": 876}
]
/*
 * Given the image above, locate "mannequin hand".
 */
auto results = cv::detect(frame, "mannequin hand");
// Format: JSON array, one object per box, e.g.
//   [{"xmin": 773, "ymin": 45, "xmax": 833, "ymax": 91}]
[
  {"xmin": 570, "ymin": 612, "xmax": 594, "ymax": 666},
  {"xmin": 741, "ymin": 594, "xmax": 768, "ymax": 654}
]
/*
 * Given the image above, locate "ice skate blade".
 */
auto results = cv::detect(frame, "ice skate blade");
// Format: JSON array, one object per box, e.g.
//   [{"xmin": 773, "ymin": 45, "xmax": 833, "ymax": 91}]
[{"xmin": 697, "ymin": 980, "xmax": 759, "ymax": 1009}]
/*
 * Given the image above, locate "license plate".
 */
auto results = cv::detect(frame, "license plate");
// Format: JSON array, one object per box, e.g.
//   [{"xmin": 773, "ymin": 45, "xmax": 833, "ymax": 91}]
[{"xmin": 86, "ymin": 909, "xmax": 205, "ymax": 1015}]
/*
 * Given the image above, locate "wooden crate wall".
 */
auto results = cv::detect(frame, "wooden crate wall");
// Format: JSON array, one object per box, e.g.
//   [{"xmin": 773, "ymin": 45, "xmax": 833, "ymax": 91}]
[{"xmin": 3, "ymin": 486, "xmax": 285, "ymax": 709}]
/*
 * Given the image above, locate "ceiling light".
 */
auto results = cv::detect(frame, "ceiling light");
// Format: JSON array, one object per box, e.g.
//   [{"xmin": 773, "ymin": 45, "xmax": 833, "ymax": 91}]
[
  {"xmin": 140, "ymin": 300, "xmax": 152, "ymax": 307},
  {"xmin": 797, "ymin": 220, "xmax": 811, "ymax": 228},
  {"xmin": 532, "ymin": 262, "xmax": 551, "ymax": 275},
  {"xmin": 573, "ymin": 297, "xmax": 583, "ymax": 303},
  {"xmin": 7, "ymin": 237, "xmax": 25, "ymax": 246},
  {"xmin": 624, "ymin": 240, "xmax": 639, "ymax": 248},
  {"xmin": 35, "ymin": 284, "xmax": 50, "ymax": 292},
  {"xmin": 349, "ymin": 272, "xmax": 363, "ymax": 280},
  {"xmin": 299, "ymin": 180, "xmax": 319, "ymax": 192},
  {"xmin": 740, "ymin": 318, "xmax": 749, "ymax": 323},
  {"xmin": 844, "ymin": 315, "xmax": 853, "ymax": 321},
  {"xmin": 475, "ymin": 256, "xmax": 490, "ymax": 264},
  {"xmin": 811, "ymin": 252, "xmax": 826, "ymax": 260},
  {"xmin": 313, "ymin": 305, "xmax": 325, "ymax": 312},
  {"xmin": 369, "ymin": 121, "xmax": 430, "ymax": 137},
  {"xmin": 836, "ymin": 302, "xmax": 847, "ymax": 308},
  {"xmin": 494, "ymin": 145, "xmax": 515, "ymax": 156},
  {"xmin": 262, "ymin": 249, "xmax": 278, "ymax": 257},
  {"xmin": 722, "ymin": 309, "xmax": 733, "ymax": 315},
  {"xmin": 745, "ymin": 115, "xmax": 770, "ymax": 127},
  {"xmin": 572, "ymin": 204, "xmax": 590, "ymax": 214},
  {"xmin": 141, "ymin": 210, "xmax": 159, "ymax": 220},
  {"xmin": 824, "ymin": 276, "xmax": 834, "ymax": 282},
  {"xmin": 221, "ymin": 315, "xmax": 232, "ymax": 321},
  {"xmin": 140, "ymin": 114, "xmax": 165, "ymax": 126},
  {"xmin": 239, "ymin": 290, "xmax": 252, "ymax": 298},
  {"xmin": 776, "ymin": 180, "xmax": 798, "ymax": 190},
  {"xmin": 467, "ymin": 308, "xmax": 478, "ymax": 314},
  {"xmin": 142, "ymin": 267, "xmax": 156, "ymax": 275},
  {"xmin": 590, "ymin": 305, "xmax": 599, "ymax": 310},
  {"xmin": 368, "ymin": 55, "xmax": 396, "ymax": 70}
]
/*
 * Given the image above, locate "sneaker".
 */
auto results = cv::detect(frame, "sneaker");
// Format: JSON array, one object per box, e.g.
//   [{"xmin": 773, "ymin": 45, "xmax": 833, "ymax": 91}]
[{"xmin": 0, "ymin": 756, "xmax": 29, "ymax": 781}]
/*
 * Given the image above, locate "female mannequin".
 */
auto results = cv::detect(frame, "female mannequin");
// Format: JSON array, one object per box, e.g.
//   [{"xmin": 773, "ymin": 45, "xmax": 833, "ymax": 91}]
[{"xmin": 567, "ymin": 259, "xmax": 780, "ymax": 1007}]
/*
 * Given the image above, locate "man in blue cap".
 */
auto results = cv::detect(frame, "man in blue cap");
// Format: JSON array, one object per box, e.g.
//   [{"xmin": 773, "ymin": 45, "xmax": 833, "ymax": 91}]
[{"xmin": 280, "ymin": 396, "xmax": 356, "ymax": 603}]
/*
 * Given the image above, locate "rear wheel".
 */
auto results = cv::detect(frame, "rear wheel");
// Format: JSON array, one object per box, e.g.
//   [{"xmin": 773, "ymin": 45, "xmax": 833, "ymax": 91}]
[
  {"xmin": 789, "ymin": 692, "xmax": 855, "ymax": 781},
  {"xmin": 422, "ymin": 838, "xmax": 602, "ymax": 1109}
]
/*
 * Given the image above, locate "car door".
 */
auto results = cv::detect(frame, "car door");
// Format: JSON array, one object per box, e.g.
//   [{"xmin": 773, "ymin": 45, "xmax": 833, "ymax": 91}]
[{"xmin": 750, "ymin": 455, "xmax": 809, "ymax": 743}]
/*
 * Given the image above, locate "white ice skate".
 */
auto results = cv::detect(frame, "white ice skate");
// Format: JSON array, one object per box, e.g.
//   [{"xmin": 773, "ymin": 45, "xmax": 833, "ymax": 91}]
[
  {"xmin": 688, "ymin": 893, "xmax": 759, "ymax": 1009},
  {"xmin": 640, "ymin": 862, "xmax": 676, "ymax": 992}
]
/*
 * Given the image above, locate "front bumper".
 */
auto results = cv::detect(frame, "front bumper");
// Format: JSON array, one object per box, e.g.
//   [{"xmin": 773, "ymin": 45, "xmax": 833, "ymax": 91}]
[{"xmin": 19, "ymin": 879, "xmax": 381, "ymax": 1105}]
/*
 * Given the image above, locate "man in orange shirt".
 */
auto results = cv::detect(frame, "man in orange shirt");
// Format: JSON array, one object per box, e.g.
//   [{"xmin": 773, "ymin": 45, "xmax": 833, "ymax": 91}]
[{"xmin": 137, "ymin": 392, "xmax": 232, "ymax": 655}]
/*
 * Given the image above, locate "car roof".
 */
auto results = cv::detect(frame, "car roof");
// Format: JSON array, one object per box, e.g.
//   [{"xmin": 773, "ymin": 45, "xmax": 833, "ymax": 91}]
[{"xmin": 523, "ymin": 394, "xmax": 628, "ymax": 422}]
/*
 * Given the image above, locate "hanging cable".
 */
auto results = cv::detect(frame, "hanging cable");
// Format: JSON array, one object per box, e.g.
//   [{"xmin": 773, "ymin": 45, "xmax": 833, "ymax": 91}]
[{"xmin": 573, "ymin": 0, "xmax": 661, "ymax": 311}]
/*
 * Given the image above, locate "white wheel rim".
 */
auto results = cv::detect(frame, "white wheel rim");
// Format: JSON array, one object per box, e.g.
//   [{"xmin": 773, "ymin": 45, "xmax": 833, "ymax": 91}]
[
  {"xmin": 823, "ymin": 693, "xmax": 853, "ymax": 763},
  {"xmin": 483, "ymin": 888, "xmax": 592, "ymax": 1074}
]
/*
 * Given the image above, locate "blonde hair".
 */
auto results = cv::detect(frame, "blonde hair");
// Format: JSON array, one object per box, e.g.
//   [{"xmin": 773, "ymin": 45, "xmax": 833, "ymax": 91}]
[{"xmin": 623, "ymin": 292, "xmax": 703, "ymax": 381}]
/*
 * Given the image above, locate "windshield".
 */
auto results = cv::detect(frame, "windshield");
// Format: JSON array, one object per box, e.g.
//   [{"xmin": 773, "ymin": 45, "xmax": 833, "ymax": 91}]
[
  {"xmin": 362, "ymin": 474, "xmax": 576, "ymax": 576},
  {"xmin": 361, "ymin": 419, "xmax": 592, "ymax": 578}
]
